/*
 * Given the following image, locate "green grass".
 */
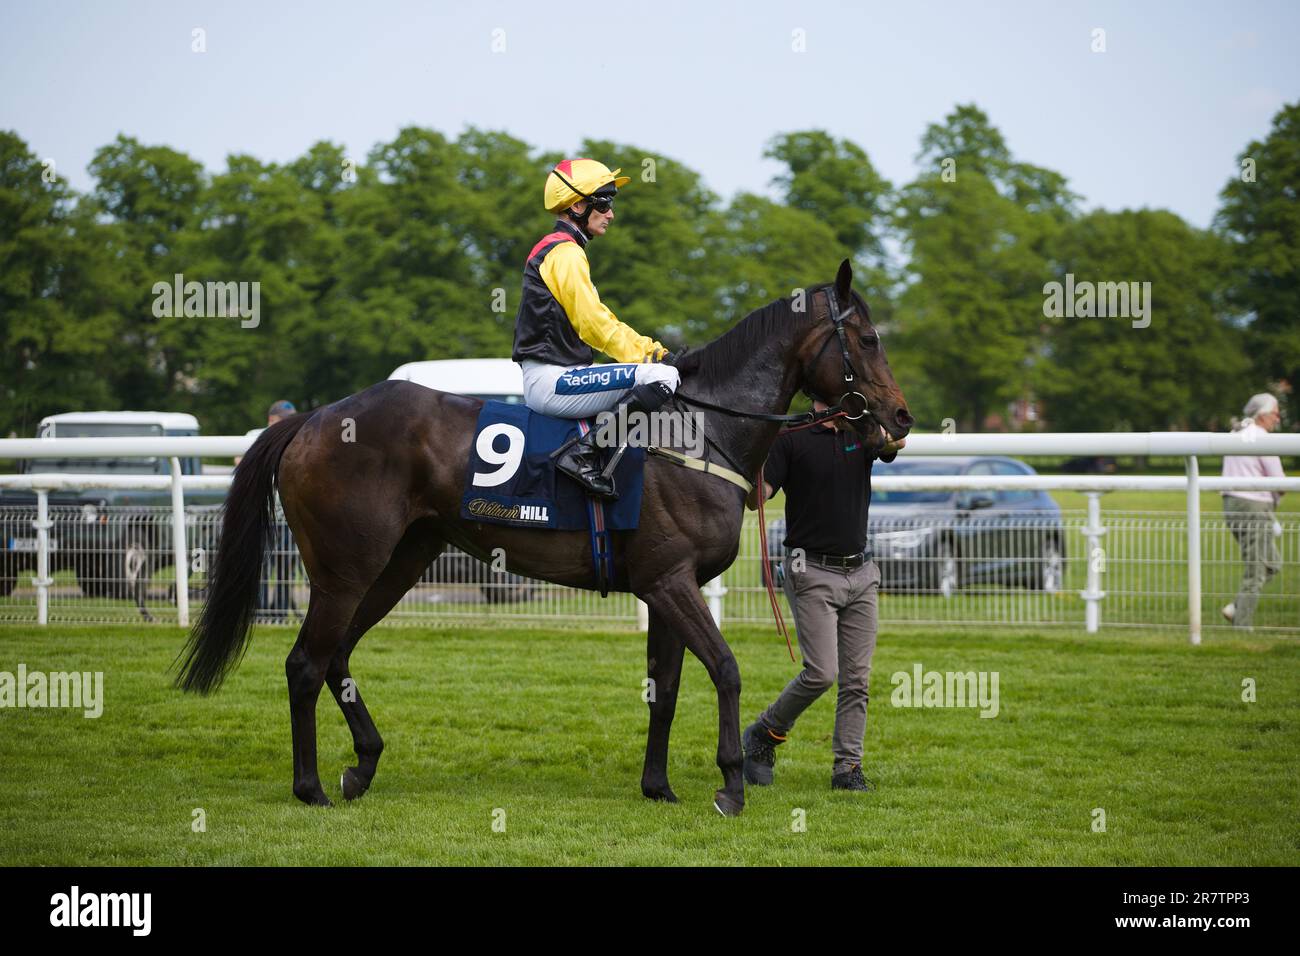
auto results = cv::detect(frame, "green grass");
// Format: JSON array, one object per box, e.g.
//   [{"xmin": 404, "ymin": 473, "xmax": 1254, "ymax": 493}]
[{"xmin": 2, "ymin": 623, "xmax": 1298, "ymax": 865}]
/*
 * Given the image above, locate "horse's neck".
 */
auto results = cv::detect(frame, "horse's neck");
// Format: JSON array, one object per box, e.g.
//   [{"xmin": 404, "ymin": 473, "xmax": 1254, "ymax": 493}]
[{"xmin": 682, "ymin": 330, "xmax": 806, "ymax": 481}]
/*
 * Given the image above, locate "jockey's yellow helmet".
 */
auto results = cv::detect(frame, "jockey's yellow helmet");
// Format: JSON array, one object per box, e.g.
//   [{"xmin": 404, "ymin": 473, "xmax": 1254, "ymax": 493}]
[{"xmin": 544, "ymin": 158, "xmax": 631, "ymax": 213}]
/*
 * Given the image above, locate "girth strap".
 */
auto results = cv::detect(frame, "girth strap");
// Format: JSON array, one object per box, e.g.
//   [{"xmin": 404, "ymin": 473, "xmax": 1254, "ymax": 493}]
[{"xmin": 645, "ymin": 447, "xmax": 754, "ymax": 493}]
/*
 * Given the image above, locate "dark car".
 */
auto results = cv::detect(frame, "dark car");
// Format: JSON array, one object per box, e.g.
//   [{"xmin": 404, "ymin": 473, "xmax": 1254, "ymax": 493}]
[{"xmin": 767, "ymin": 456, "xmax": 1066, "ymax": 597}]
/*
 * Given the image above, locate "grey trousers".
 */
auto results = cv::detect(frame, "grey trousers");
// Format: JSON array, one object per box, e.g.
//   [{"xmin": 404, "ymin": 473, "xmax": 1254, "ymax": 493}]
[
  {"xmin": 758, "ymin": 559, "xmax": 881, "ymax": 775},
  {"xmin": 1224, "ymin": 495, "xmax": 1281, "ymax": 628}
]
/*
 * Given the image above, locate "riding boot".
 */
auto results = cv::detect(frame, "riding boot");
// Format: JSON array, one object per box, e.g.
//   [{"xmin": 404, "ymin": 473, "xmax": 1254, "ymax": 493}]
[
  {"xmin": 554, "ymin": 381, "xmax": 674, "ymax": 501},
  {"xmin": 553, "ymin": 428, "xmax": 619, "ymax": 500}
]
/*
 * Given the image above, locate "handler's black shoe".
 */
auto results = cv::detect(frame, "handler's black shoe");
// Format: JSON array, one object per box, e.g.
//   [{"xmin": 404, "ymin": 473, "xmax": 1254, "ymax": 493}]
[
  {"xmin": 742, "ymin": 720, "xmax": 787, "ymax": 786},
  {"xmin": 831, "ymin": 764, "xmax": 875, "ymax": 792},
  {"xmin": 553, "ymin": 431, "xmax": 618, "ymax": 501}
]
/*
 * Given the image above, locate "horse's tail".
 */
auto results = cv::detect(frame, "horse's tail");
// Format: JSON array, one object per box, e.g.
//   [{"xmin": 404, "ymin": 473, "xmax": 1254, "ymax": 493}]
[{"xmin": 174, "ymin": 413, "xmax": 313, "ymax": 694}]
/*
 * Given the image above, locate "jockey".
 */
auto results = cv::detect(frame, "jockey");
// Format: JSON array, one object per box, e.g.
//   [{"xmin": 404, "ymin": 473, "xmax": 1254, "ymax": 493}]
[{"xmin": 512, "ymin": 158, "xmax": 680, "ymax": 500}]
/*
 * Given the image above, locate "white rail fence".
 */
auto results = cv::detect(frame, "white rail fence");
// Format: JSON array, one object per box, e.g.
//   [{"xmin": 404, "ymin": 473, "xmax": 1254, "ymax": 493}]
[{"xmin": 2, "ymin": 432, "xmax": 1298, "ymax": 641}]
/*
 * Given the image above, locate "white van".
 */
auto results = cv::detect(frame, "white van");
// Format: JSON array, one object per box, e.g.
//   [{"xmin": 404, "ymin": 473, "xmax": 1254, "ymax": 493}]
[{"xmin": 388, "ymin": 358, "xmax": 523, "ymax": 404}]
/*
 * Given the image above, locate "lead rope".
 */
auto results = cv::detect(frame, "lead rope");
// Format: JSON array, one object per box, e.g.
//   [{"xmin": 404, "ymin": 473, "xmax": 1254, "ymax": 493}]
[
  {"xmin": 754, "ymin": 410, "xmax": 850, "ymax": 663},
  {"xmin": 754, "ymin": 467, "xmax": 793, "ymax": 662}
]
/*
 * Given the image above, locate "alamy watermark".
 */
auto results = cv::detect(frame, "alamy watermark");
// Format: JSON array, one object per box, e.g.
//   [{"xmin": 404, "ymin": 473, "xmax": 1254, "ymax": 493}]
[
  {"xmin": 592, "ymin": 406, "xmax": 705, "ymax": 457},
  {"xmin": 1042, "ymin": 274, "xmax": 1151, "ymax": 329},
  {"xmin": 50, "ymin": 886, "xmax": 150, "ymax": 935},
  {"xmin": 152, "ymin": 272, "xmax": 260, "ymax": 328},
  {"xmin": 0, "ymin": 664, "xmax": 103, "ymax": 718},
  {"xmin": 890, "ymin": 663, "xmax": 999, "ymax": 718}
]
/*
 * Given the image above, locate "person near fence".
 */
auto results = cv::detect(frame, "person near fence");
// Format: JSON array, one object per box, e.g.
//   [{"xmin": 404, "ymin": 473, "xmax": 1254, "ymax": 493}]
[
  {"xmin": 241, "ymin": 400, "xmax": 299, "ymax": 623},
  {"xmin": 1221, "ymin": 392, "xmax": 1286, "ymax": 629},
  {"xmin": 741, "ymin": 403, "xmax": 905, "ymax": 792}
]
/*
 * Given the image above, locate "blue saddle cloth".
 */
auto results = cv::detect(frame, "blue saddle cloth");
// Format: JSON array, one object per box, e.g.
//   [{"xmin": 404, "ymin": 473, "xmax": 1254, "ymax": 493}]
[{"xmin": 459, "ymin": 401, "xmax": 645, "ymax": 531}]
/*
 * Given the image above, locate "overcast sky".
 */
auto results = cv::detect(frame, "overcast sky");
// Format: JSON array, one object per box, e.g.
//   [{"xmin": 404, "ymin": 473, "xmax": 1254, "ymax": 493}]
[{"xmin": 3, "ymin": 0, "xmax": 1296, "ymax": 228}]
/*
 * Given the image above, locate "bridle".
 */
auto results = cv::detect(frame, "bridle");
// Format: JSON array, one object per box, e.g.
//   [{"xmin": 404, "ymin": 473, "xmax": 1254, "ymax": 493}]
[
  {"xmin": 675, "ymin": 285, "xmax": 876, "ymax": 428},
  {"xmin": 800, "ymin": 284, "xmax": 873, "ymax": 422}
]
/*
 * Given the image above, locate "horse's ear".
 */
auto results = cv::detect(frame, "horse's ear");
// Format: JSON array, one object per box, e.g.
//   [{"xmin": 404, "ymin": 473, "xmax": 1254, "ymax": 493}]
[{"xmin": 835, "ymin": 258, "xmax": 853, "ymax": 301}]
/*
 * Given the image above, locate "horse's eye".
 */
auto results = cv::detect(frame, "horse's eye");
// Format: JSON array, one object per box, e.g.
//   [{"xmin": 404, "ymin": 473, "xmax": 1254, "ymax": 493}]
[{"xmin": 859, "ymin": 334, "xmax": 877, "ymax": 349}]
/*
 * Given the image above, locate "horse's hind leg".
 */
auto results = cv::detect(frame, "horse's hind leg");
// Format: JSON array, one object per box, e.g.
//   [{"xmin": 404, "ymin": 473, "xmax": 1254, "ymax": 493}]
[
  {"xmin": 641, "ymin": 606, "xmax": 686, "ymax": 803},
  {"xmin": 327, "ymin": 523, "xmax": 445, "ymax": 801},
  {"xmin": 287, "ymin": 587, "xmax": 365, "ymax": 806}
]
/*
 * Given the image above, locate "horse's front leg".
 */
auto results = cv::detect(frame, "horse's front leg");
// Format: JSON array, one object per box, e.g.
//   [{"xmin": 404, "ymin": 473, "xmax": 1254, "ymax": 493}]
[
  {"xmin": 641, "ymin": 605, "xmax": 686, "ymax": 803},
  {"xmin": 643, "ymin": 574, "xmax": 744, "ymax": 816}
]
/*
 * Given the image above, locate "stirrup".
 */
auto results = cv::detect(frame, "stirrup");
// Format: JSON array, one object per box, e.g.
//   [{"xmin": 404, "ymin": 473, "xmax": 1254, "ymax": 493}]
[
  {"xmin": 600, "ymin": 442, "xmax": 630, "ymax": 480},
  {"xmin": 557, "ymin": 462, "xmax": 619, "ymax": 501}
]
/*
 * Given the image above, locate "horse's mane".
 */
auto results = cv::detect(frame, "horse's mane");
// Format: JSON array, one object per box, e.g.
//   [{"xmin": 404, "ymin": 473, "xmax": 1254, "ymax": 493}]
[{"xmin": 673, "ymin": 282, "xmax": 857, "ymax": 386}]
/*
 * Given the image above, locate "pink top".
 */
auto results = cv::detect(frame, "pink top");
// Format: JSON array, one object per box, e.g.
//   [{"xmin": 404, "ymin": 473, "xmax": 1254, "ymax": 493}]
[{"xmin": 1221, "ymin": 422, "xmax": 1285, "ymax": 505}]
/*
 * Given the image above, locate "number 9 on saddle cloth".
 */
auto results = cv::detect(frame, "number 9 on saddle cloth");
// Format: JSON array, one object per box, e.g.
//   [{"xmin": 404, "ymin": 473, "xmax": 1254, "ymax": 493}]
[{"xmin": 459, "ymin": 400, "xmax": 647, "ymax": 531}]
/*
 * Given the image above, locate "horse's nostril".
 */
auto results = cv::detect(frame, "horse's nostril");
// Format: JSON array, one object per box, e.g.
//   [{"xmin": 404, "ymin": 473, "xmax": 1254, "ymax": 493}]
[{"xmin": 896, "ymin": 408, "xmax": 914, "ymax": 428}]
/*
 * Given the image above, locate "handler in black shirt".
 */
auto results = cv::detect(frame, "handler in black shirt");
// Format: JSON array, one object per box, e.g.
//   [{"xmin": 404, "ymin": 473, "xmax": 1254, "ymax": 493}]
[{"xmin": 742, "ymin": 401, "xmax": 905, "ymax": 792}]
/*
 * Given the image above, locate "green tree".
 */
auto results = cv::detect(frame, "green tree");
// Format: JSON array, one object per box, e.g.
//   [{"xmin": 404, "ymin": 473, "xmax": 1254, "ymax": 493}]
[
  {"xmin": 763, "ymin": 130, "xmax": 896, "ymax": 327},
  {"xmin": 86, "ymin": 135, "xmax": 207, "ymax": 412},
  {"xmin": 765, "ymin": 130, "xmax": 892, "ymax": 264},
  {"xmin": 916, "ymin": 104, "xmax": 1078, "ymax": 220},
  {"xmin": 894, "ymin": 173, "xmax": 1055, "ymax": 430},
  {"xmin": 892, "ymin": 105, "xmax": 1077, "ymax": 430},
  {"xmin": 1215, "ymin": 101, "xmax": 1300, "ymax": 419},
  {"xmin": 706, "ymin": 194, "xmax": 845, "ymax": 330},
  {"xmin": 0, "ymin": 131, "xmax": 129, "ymax": 436},
  {"xmin": 1038, "ymin": 209, "xmax": 1248, "ymax": 431},
  {"xmin": 173, "ymin": 152, "xmax": 335, "ymax": 430}
]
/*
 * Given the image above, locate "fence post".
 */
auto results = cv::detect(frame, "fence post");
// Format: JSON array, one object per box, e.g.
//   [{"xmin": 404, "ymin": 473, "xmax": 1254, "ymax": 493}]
[
  {"xmin": 1080, "ymin": 492, "xmax": 1106, "ymax": 633},
  {"xmin": 636, "ymin": 598, "xmax": 648, "ymax": 631},
  {"xmin": 1186, "ymin": 455, "xmax": 1201, "ymax": 646},
  {"xmin": 170, "ymin": 457, "xmax": 189, "ymax": 628},
  {"xmin": 703, "ymin": 576, "xmax": 727, "ymax": 628},
  {"xmin": 34, "ymin": 488, "xmax": 52, "ymax": 626}
]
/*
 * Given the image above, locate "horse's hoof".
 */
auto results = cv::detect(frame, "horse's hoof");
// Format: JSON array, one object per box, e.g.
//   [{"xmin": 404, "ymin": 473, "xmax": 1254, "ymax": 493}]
[
  {"xmin": 642, "ymin": 783, "xmax": 679, "ymax": 803},
  {"xmin": 341, "ymin": 767, "xmax": 370, "ymax": 801},
  {"xmin": 713, "ymin": 790, "xmax": 744, "ymax": 817},
  {"xmin": 295, "ymin": 790, "xmax": 332, "ymax": 808}
]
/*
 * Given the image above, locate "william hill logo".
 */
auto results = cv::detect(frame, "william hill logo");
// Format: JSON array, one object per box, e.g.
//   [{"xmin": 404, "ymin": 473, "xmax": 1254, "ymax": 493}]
[{"xmin": 467, "ymin": 499, "xmax": 549, "ymax": 524}]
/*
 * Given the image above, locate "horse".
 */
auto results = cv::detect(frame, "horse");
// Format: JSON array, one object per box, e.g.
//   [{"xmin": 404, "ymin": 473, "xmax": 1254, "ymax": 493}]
[{"xmin": 174, "ymin": 259, "xmax": 912, "ymax": 816}]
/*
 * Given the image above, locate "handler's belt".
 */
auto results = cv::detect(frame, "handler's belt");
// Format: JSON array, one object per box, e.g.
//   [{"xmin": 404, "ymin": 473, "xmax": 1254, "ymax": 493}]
[{"xmin": 805, "ymin": 550, "xmax": 871, "ymax": 570}]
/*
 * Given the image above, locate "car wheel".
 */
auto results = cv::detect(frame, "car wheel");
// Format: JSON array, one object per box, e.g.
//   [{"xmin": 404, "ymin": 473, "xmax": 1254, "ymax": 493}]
[
  {"xmin": 480, "ymin": 582, "xmax": 534, "ymax": 604},
  {"xmin": 1033, "ymin": 539, "xmax": 1063, "ymax": 594},
  {"xmin": 78, "ymin": 534, "xmax": 151, "ymax": 599},
  {"xmin": 74, "ymin": 554, "xmax": 111, "ymax": 598}
]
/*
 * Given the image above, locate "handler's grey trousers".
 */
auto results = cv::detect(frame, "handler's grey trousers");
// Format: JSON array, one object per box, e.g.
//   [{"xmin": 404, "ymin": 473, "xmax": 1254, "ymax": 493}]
[
  {"xmin": 757, "ymin": 559, "xmax": 881, "ymax": 775},
  {"xmin": 1224, "ymin": 495, "xmax": 1281, "ymax": 628}
]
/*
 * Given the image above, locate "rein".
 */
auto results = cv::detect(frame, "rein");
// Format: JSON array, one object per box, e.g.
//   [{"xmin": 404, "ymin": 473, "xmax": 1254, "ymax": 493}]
[{"xmin": 673, "ymin": 390, "xmax": 857, "ymax": 425}]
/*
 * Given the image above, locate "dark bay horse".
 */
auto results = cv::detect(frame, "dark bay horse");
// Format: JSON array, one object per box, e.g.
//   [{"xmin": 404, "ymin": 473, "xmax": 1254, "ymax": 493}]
[{"xmin": 175, "ymin": 260, "xmax": 911, "ymax": 816}]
